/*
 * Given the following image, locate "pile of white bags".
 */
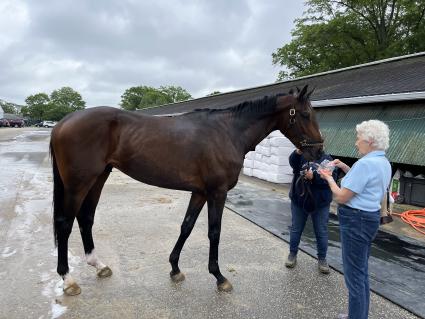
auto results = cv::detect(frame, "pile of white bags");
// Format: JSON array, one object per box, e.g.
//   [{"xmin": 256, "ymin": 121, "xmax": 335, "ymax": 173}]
[{"xmin": 243, "ymin": 131, "xmax": 295, "ymax": 183}]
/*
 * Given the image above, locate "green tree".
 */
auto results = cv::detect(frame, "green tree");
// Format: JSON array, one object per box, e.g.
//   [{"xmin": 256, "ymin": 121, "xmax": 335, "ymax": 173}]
[
  {"xmin": 120, "ymin": 85, "xmax": 192, "ymax": 111},
  {"xmin": 47, "ymin": 87, "xmax": 86, "ymax": 120},
  {"xmin": 139, "ymin": 88, "xmax": 170, "ymax": 109},
  {"xmin": 23, "ymin": 93, "xmax": 51, "ymax": 121},
  {"xmin": 1, "ymin": 102, "xmax": 17, "ymax": 114},
  {"xmin": 120, "ymin": 86, "xmax": 146, "ymax": 110},
  {"xmin": 159, "ymin": 86, "xmax": 192, "ymax": 103},
  {"xmin": 120, "ymin": 86, "xmax": 167, "ymax": 110},
  {"xmin": 50, "ymin": 87, "xmax": 85, "ymax": 111},
  {"xmin": 272, "ymin": 0, "xmax": 425, "ymax": 79}
]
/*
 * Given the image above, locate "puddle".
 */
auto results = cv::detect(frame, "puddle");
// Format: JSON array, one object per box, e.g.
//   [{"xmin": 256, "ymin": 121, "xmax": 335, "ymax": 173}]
[{"xmin": 2, "ymin": 151, "xmax": 47, "ymax": 164}]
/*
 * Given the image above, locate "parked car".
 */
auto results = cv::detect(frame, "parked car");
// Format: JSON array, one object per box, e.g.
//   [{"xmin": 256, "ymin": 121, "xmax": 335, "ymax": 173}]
[
  {"xmin": 7, "ymin": 118, "xmax": 25, "ymax": 128},
  {"xmin": 0, "ymin": 118, "xmax": 10, "ymax": 127},
  {"xmin": 42, "ymin": 121, "xmax": 57, "ymax": 128}
]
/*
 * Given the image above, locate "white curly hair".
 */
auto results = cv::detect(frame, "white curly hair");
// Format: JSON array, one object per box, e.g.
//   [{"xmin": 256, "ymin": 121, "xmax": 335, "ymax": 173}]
[{"xmin": 356, "ymin": 120, "xmax": 390, "ymax": 150}]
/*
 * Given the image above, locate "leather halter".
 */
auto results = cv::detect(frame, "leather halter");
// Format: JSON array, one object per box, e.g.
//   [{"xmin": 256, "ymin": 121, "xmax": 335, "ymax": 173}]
[{"xmin": 288, "ymin": 107, "xmax": 324, "ymax": 148}]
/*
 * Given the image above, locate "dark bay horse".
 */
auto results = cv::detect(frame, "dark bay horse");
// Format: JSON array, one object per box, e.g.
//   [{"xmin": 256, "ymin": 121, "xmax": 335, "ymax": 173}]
[{"xmin": 50, "ymin": 85, "xmax": 323, "ymax": 295}]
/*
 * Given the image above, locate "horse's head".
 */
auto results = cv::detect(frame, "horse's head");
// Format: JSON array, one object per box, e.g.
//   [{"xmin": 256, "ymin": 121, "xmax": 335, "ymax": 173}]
[{"xmin": 276, "ymin": 85, "xmax": 324, "ymax": 161}]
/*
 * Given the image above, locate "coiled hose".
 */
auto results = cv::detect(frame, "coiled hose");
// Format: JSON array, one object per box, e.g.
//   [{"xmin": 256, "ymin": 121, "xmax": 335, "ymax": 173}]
[{"xmin": 392, "ymin": 208, "xmax": 425, "ymax": 235}]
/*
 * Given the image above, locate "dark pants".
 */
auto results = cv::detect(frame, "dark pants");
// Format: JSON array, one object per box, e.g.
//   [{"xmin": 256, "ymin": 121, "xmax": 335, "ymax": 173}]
[
  {"xmin": 338, "ymin": 205, "xmax": 380, "ymax": 319},
  {"xmin": 289, "ymin": 202, "xmax": 329, "ymax": 260}
]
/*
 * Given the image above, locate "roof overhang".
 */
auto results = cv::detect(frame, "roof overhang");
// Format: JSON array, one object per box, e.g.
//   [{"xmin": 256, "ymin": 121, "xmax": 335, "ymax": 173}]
[{"xmin": 312, "ymin": 91, "xmax": 425, "ymax": 107}]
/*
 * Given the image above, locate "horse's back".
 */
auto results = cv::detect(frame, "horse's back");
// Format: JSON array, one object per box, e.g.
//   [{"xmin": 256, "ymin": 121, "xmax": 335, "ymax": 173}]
[
  {"xmin": 50, "ymin": 107, "xmax": 243, "ymax": 192},
  {"xmin": 53, "ymin": 106, "xmax": 121, "ymax": 133},
  {"xmin": 52, "ymin": 106, "xmax": 151, "ymax": 145}
]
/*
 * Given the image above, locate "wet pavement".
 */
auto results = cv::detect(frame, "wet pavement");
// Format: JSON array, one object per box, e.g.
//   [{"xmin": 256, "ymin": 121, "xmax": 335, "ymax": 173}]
[{"xmin": 0, "ymin": 128, "xmax": 422, "ymax": 319}]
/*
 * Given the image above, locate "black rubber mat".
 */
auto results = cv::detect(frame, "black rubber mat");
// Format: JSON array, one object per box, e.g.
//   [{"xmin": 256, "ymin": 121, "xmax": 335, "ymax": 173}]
[{"xmin": 226, "ymin": 180, "xmax": 425, "ymax": 319}]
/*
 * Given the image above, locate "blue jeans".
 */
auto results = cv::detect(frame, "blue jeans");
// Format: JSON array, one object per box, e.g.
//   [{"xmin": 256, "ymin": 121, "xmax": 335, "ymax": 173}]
[
  {"xmin": 338, "ymin": 205, "xmax": 380, "ymax": 319},
  {"xmin": 289, "ymin": 202, "xmax": 329, "ymax": 259}
]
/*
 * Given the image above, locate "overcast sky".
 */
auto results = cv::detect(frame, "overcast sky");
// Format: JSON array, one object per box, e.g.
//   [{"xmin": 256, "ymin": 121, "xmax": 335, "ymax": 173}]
[{"xmin": 0, "ymin": 0, "xmax": 305, "ymax": 107}]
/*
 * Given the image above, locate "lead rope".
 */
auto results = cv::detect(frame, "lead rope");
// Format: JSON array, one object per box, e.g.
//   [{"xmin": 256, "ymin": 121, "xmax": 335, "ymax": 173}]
[{"xmin": 295, "ymin": 163, "xmax": 317, "ymax": 214}]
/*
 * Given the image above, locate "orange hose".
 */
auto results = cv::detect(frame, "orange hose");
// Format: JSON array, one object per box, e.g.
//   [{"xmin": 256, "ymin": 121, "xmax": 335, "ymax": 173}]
[{"xmin": 392, "ymin": 208, "xmax": 425, "ymax": 235}]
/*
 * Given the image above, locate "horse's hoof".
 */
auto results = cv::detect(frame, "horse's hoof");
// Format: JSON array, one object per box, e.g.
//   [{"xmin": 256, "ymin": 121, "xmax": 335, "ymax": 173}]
[
  {"xmin": 63, "ymin": 282, "xmax": 81, "ymax": 296},
  {"xmin": 97, "ymin": 266, "xmax": 113, "ymax": 278},
  {"xmin": 170, "ymin": 271, "xmax": 185, "ymax": 283},
  {"xmin": 217, "ymin": 279, "xmax": 233, "ymax": 292}
]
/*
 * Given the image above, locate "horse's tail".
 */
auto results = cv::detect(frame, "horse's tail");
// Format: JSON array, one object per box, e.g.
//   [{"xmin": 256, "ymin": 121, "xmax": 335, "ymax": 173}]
[{"xmin": 50, "ymin": 141, "xmax": 64, "ymax": 247}]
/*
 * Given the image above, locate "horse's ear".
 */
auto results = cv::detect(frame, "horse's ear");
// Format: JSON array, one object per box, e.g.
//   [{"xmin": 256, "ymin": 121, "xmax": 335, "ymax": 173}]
[
  {"xmin": 306, "ymin": 87, "xmax": 315, "ymax": 99},
  {"xmin": 296, "ymin": 86, "xmax": 301, "ymax": 93},
  {"xmin": 298, "ymin": 85, "xmax": 309, "ymax": 101}
]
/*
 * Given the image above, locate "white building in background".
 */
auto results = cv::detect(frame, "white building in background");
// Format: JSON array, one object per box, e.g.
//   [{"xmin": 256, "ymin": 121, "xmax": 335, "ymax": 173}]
[
  {"xmin": 243, "ymin": 131, "xmax": 295, "ymax": 183},
  {"xmin": 0, "ymin": 105, "xmax": 4, "ymax": 118}
]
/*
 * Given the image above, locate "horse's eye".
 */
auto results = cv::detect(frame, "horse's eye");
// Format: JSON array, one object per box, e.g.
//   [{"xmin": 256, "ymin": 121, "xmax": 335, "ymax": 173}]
[{"xmin": 301, "ymin": 111, "xmax": 310, "ymax": 118}]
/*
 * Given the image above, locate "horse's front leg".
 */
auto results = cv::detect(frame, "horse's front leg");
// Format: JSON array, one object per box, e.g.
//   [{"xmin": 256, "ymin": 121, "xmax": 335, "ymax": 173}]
[
  {"xmin": 207, "ymin": 191, "xmax": 233, "ymax": 292},
  {"xmin": 169, "ymin": 192, "xmax": 206, "ymax": 282}
]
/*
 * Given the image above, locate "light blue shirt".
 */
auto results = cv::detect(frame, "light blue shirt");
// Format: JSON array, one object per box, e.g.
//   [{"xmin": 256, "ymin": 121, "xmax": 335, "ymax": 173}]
[{"xmin": 341, "ymin": 150, "xmax": 391, "ymax": 212}]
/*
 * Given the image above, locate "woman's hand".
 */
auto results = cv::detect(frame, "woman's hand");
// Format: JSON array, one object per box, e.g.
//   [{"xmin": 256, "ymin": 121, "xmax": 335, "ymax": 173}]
[
  {"xmin": 332, "ymin": 159, "xmax": 350, "ymax": 173},
  {"xmin": 319, "ymin": 167, "xmax": 356, "ymax": 204},
  {"xmin": 304, "ymin": 168, "xmax": 313, "ymax": 180},
  {"xmin": 332, "ymin": 159, "xmax": 344, "ymax": 167},
  {"xmin": 318, "ymin": 168, "xmax": 333, "ymax": 182}
]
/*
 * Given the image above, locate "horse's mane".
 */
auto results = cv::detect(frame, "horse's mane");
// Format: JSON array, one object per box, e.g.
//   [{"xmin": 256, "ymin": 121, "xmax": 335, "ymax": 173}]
[{"xmin": 187, "ymin": 93, "xmax": 286, "ymax": 118}]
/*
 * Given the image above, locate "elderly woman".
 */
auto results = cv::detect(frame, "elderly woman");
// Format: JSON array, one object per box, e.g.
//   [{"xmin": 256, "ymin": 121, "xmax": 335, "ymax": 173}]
[{"xmin": 319, "ymin": 120, "xmax": 391, "ymax": 319}]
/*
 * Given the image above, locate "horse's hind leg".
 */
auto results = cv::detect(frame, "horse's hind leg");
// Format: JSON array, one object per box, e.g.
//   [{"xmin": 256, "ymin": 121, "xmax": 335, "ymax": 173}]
[
  {"xmin": 207, "ymin": 191, "xmax": 232, "ymax": 292},
  {"xmin": 169, "ymin": 192, "xmax": 206, "ymax": 282},
  {"xmin": 77, "ymin": 168, "xmax": 112, "ymax": 278},
  {"xmin": 56, "ymin": 191, "xmax": 87, "ymax": 296}
]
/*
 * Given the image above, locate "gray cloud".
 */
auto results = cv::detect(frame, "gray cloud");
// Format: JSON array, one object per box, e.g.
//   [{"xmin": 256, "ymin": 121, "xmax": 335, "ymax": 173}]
[{"xmin": 0, "ymin": 0, "xmax": 305, "ymax": 107}]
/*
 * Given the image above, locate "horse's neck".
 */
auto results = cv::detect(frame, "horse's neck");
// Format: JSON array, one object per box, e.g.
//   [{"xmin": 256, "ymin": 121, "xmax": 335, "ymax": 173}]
[{"xmin": 234, "ymin": 114, "xmax": 278, "ymax": 155}]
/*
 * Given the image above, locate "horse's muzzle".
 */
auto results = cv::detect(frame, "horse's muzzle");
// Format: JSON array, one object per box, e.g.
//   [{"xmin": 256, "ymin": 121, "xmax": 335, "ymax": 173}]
[{"xmin": 302, "ymin": 146, "xmax": 324, "ymax": 161}]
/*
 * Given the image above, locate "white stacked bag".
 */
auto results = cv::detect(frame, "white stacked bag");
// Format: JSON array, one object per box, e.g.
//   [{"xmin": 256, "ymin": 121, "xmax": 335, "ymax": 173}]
[{"xmin": 243, "ymin": 130, "xmax": 295, "ymax": 183}]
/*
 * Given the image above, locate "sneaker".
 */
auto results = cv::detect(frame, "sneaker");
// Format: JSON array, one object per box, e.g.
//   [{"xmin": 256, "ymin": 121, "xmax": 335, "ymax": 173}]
[
  {"xmin": 318, "ymin": 259, "xmax": 330, "ymax": 274},
  {"xmin": 285, "ymin": 253, "xmax": 297, "ymax": 268},
  {"xmin": 337, "ymin": 314, "xmax": 348, "ymax": 319}
]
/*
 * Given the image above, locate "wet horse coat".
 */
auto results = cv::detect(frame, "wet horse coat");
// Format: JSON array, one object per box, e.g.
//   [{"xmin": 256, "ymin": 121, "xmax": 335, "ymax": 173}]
[{"xmin": 50, "ymin": 85, "xmax": 323, "ymax": 295}]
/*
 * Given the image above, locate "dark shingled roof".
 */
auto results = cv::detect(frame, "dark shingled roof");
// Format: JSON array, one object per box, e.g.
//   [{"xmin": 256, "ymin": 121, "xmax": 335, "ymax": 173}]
[{"xmin": 139, "ymin": 52, "xmax": 425, "ymax": 116}]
